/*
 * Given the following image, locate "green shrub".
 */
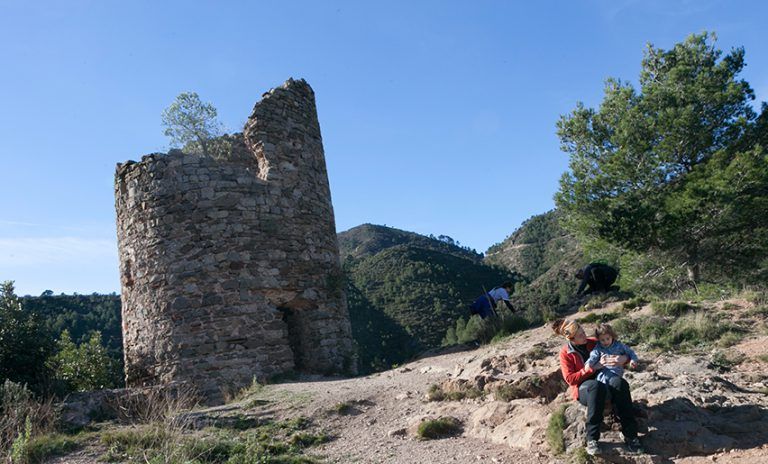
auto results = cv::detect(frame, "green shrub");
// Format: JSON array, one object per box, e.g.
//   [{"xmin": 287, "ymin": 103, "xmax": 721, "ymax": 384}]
[
  {"xmin": 0, "ymin": 282, "xmax": 54, "ymax": 395},
  {"xmin": 25, "ymin": 433, "xmax": 82, "ymax": 464},
  {"xmin": 446, "ymin": 387, "xmax": 484, "ymax": 401},
  {"xmin": 612, "ymin": 313, "xmax": 734, "ymax": 352},
  {"xmin": 331, "ymin": 402, "xmax": 354, "ymax": 415},
  {"xmin": 569, "ymin": 446, "xmax": 592, "ymax": 464},
  {"xmin": 426, "ymin": 384, "xmax": 482, "ymax": 402},
  {"xmin": 583, "ymin": 294, "xmax": 611, "ymax": 310},
  {"xmin": 495, "ymin": 376, "xmax": 542, "ymax": 401},
  {"xmin": 442, "ymin": 309, "xmax": 529, "ymax": 347},
  {"xmin": 524, "ymin": 345, "xmax": 550, "ymax": 361},
  {"xmin": 100, "ymin": 417, "xmax": 328, "ymax": 464},
  {"xmin": 578, "ymin": 312, "xmax": 619, "ymax": 324},
  {"xmin": 426, "ymin": 384, "xmax": 445, "ymax": 402},
  {"xmin": 47, "ymin": 330, "xmax": 119, "ymax": 392},
  {"xmin": 10, "ymin": 417, "xmax": 31, "ymax": 464},
  {"xmin": 680, "ymin": 284, "xmax": 739, "ymax": 302},
  {"xmin": 621, "ymin": 297, "xmax": 648, "ymax": 311},
  {"xmin": 546, "ymin": 405, "xmax": 567, "ymax": 455},
  {"xmin": 740, "ymin": 288, "xmax": 768, "ymax": 306},
  {"xmin": 747, "ymin": 306, "xmax": 768, "ymax": 317},
  {"xmin": 416, "ymin": 417, "xmax": 462, "ymax": 439},
  {"xmin": 289, "ymin": 432, "xmax": 330, "ymax": 448},
  {"xmin": 709, "ymin": 350, "xmax": 742, "ymax": 372},
  {"xmin": 652, "ymin": 300, "xmax": 697, "ymax": 317},
  {"xmin": 1, "ymin": 381, "xmax": 57, "ymax": 457},
  {"xmin": 101, "ymin": 425, "xmax": 170, "ymax": 454},
  {"xmin": 718, "ymin": 331, "xmax": 743, "ymax": 347}
]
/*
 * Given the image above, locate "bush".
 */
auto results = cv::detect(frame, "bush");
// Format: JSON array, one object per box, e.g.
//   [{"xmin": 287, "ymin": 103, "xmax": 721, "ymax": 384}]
[
  {"xmin": 581, "ymin": 294, "xmax": 609, "ymax": 311},
  {"xmin": 442, "ymin": 309, "xmax": 528, "ymax": 347},
  {"xmin": 578, "ymin": 312, "xmax": 619, "ymax": 324},
  {"xmin": 709, "ymin": 350, "xmax": 742, "ymax": 372},
  {"xmin": 47, "ymin": 330, "xmax": 119, "ymax": 393},
  {"xmin": 24, "ymin": 433, "xmax": 82, "ymax": 464},
  {"xmin": 101, "ymin": 417, "xmax": 328, "ymax": 463},
  {"xmin": 0, "ymin": 281, "xmax": 54, "ymax": 393},
  {"xmin": 613, "ymin": 313, "xmax": 735, "ymax": 352},
  {"xmin": 741, "ymin": 288, "xmax": 768, "ymax": 306},
  {"xmin": 416, "ymin": 417, "xmax": 462, "ymax": 439},
  {"xmin": 717, "ymin": 331, "xmax": 743, "ymax": 347},
  {"xmin": 427, "ymin": 384, "xmax": 483, "ymax": 402},
  {"xmin": 652, "ymin": 300, "xmax": 697, "ymax": 317},
  {"xmin": 0, "ymin": 381, "xmax": 56, "ymax": 456},
  {"xmin": 621, "ymin": 297, "xmax": 648, "ymax": 311},
  {"xmin": 331, "ymin": 402, "xmax": 354, "ymax": 415},
  {"xmin": 495, "ymin": 376, "xmax": 542, "ymax": 401},
  {"xmin": 546, "ymin": 405, "xmax": 567, "ymax": 455},
  {"xmin": 426, "ymin": 384, "xmax": 445, "ymax": 402}
]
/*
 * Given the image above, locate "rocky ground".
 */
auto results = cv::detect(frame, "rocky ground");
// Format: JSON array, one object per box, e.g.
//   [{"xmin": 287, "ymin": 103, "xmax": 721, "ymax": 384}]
[{"xmin": 51, "ymin": 299, "xmax": 768, "ymax": 463}]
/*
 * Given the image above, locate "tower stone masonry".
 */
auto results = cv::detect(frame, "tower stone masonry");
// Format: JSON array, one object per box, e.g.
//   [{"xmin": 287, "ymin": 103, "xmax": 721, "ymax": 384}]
[{"xmin": 114, "ymin": 78, "xmax": 356, "ymax": 402}]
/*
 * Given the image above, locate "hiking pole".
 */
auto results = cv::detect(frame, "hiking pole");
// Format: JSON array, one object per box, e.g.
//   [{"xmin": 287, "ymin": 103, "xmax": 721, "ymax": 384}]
[{"xmin": 481, "ymin": 285, "xmax": 499, "ymax": 318}]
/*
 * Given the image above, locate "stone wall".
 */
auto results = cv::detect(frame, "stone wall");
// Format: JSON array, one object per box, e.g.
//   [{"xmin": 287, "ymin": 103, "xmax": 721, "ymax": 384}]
[{"xmin": 115, "ymin": 79, "xmax": 356, "ymax": 402}]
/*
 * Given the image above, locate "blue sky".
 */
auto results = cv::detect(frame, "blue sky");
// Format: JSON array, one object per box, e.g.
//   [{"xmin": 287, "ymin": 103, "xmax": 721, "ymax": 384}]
[{"xmin": 1, "ymin": 0, "xmax": 766, "ymax": 295}]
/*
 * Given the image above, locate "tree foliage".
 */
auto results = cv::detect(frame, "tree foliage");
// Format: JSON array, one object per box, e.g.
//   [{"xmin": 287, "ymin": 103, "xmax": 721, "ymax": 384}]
[
  {"xmin": 161, "ymin": 92, "xmax": 223, "ymax": 157},
  {"xmin": 0, "ymin": 282, "xmax": 53, "ymax": 392},
  {"xmin": 556, "ymin": 32, "xmax": 768, "ymax": 283},
  {"xmin": 47, "ymin": 330, "xmax": 120, "ymax": 392}
]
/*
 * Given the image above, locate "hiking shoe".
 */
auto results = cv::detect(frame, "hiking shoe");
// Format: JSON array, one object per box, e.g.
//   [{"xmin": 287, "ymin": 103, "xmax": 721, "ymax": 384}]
[
  {"xmin": 626, "ymin": 437, "xmax": 645, "ymax": 454},
  {"xmin": 586, "ymin": 440, "xmax": 600, "ymax": 456}
]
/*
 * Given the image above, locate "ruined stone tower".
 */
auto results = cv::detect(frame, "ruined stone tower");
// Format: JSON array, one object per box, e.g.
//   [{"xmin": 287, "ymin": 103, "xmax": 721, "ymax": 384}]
[{"xmin": 114, "ymin": 79, "xmax": 356, "ymax": 401}]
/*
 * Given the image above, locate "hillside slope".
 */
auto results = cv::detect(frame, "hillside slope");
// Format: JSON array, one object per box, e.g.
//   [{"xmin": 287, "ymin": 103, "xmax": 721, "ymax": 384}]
[
  {"xmin": 340, "ymin": 224, "xmax": 514, "ymax": 373},
  {"xmin": 485, "ymin": 210, "xmax": 582, "ymax": 282},
  {"xmin": 53, "ymin": 296, "xmax": 768, "ymax": 463},
  {"xmin": 339, "ymin": 224, "xmax": 482, "ymax": 262},
  {"xmin": 484, "ymin": 210, "xmax": 586, "ymax": 316},
  {"xmin": 175, "ymin": 297, "xmax": 768, "ymax": 463}
]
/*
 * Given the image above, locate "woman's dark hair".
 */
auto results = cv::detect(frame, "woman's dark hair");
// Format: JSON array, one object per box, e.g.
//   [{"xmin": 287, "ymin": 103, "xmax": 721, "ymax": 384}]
[{"xmin": 501, "ymin": 281, "xmax": 514, "ymax": 290}]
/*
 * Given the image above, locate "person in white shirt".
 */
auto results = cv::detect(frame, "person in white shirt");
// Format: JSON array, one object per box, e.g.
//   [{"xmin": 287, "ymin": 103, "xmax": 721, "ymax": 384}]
[{"xmin": 470, "ymin": 281, "xmax": 515, "ymax": 318}]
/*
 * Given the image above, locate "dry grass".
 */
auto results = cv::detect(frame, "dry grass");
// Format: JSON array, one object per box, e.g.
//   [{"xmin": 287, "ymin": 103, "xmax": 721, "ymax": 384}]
[
  {"xmin": 107, "ymin": 382, "xmax": 200, "ymax": 424},
  {"xmin": 0, "ymin": 380, "xmax": 57, "ymax": 457}
]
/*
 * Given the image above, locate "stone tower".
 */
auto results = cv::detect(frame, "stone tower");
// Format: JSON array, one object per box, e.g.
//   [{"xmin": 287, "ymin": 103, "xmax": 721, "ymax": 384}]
[{"xmin": 114, "ymin": 79, "xmax": 356, "ymax": 401}]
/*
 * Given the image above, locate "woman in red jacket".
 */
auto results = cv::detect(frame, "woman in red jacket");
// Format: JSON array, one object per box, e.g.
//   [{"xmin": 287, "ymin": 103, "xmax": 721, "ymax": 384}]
[{"xmin": 552, "ymin": 318, "xmax": 643, "ymax": 456}]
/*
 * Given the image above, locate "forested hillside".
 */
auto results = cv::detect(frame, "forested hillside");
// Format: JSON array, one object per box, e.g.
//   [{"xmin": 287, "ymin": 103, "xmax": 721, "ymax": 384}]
[
  {"xmin": 483, "ymin": 210, "xmax": 585, "ymax": 319},
  {"xmin": 485, "ymin": 209, "xmax": 582, "ymax": 282},
  {"xmin": 339, "ymin": 223, "xmax": 482, "ymax": 262},
  {"xmin": 340, "ymin": 224, "xmax": 514, "ymax": 373},
  {"xmin": 21, "ymin": 293, "xmax": 122, "ymax": 355}
]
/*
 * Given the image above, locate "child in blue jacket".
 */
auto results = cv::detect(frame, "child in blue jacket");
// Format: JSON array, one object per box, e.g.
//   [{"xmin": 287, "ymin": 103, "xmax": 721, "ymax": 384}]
[{"xmin": 585, "ymin": 323, "xmax": 639, "ymax": 389}]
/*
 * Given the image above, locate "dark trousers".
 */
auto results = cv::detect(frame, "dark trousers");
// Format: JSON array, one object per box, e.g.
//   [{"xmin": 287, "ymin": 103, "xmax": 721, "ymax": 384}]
[{"xmin": 577, "ymin": 379, "xmax": 638, "ymax": 442}]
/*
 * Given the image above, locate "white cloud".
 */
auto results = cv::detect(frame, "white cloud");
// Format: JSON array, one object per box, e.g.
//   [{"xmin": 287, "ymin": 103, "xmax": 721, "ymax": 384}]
[
  {"xmin": 0, "ymin": 237, "xmax": 120, "ymax": 295},
  {"xmin": 0, "ymin": 237, "xmax": 117, "ymax": 267}
]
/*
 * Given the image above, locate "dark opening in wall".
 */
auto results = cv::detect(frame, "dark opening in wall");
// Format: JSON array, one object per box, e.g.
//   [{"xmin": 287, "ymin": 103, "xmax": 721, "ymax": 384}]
[{"xmin": 277, "ymin": 307, "xmax": 304, "ymax": 369}]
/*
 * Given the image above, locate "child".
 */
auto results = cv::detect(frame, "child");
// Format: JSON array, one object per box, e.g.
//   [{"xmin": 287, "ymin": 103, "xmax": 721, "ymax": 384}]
[{"xmin": 585, "ymin": 323, "xmax": 639, "ymax": 389}]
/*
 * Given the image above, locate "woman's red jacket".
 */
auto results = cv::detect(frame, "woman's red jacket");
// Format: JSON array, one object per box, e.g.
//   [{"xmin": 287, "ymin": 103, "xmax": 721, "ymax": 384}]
[{"xmin": 558, "ymin": 337, "xmax": 598, "ymax": 400}]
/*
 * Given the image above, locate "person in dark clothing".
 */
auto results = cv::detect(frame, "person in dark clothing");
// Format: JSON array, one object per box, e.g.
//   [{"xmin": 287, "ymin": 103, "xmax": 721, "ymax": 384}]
[
  {"xmin": 576, "ymin": 263, "xmax": 618, "ymax": 296},
  {"xmin": 469, "ymin": 281, "xmax": 515, "ymax": 319},
  {"xmin": 552, "ymin": 318, "xmax": 644, "ymax": 456}
]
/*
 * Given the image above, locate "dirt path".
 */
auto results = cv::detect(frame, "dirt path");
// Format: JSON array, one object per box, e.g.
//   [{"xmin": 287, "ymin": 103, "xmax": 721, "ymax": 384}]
[{"xmin": 236, "ymin": 329, "xmax": 557, "ymax": 464}]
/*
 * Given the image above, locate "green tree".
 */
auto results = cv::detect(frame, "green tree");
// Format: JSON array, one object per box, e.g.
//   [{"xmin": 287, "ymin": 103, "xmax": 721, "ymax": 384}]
[
  {"xmin": 48, "ymin": 330, "xmax": 118, "ymax": 392},
  {"xmin": 0, "ymin": 282, "xmax": 53, "ymax": 392},
  {"xmin": 555, "ymin": 32, "xmax": 768, "ymax": 283},
  {"xmin": 161, "ymin": 92, "xmax": 223, "ymax": 157}
]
